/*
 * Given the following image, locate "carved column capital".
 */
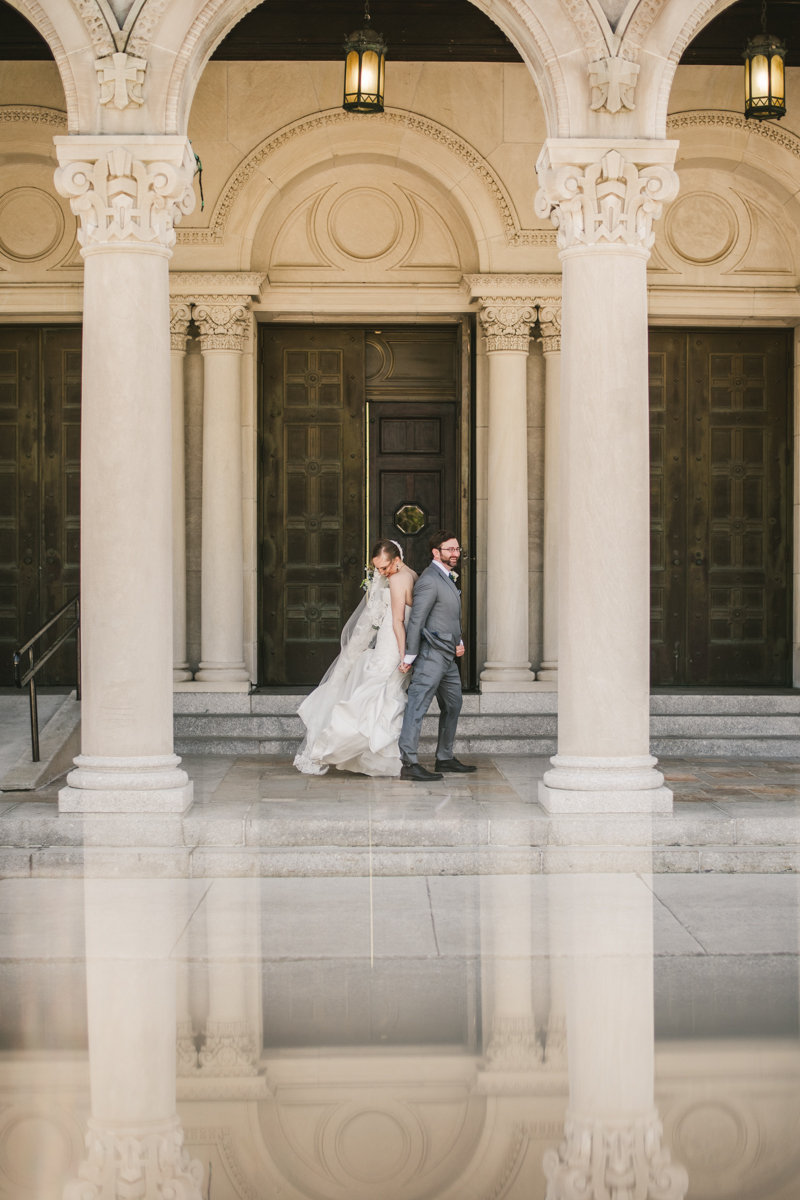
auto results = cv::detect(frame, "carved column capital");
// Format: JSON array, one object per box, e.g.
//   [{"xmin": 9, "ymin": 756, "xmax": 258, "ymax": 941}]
[
  {"xmin": 197, "ymin": 1019, "xmax": 258, "ymax": 1076},
  {"xmin": 192, "ymin": 296, "xmax": 250, "ymax": 352},
  {"xmin": 169, "ymin": 301, "xmax": 192, "ymax": 352},
  {"xmin": 54, "ymin": 138, "xmax": 196, "ymax": 253},
  {"xmin": 543, "ymin": 1110, "xmax": 688, "ymax": 1200},
  {"xmin": 478, "ymin": 299, "xmax": 536, "ymax": 352},
  {"xmin": 538, "ymin": 302, "xmax": 561, "ymax": 354},
  {"xmin": 534, "ymin": 141, "xmax": 679, "ymax": 254},
  {"xmin": 63, "ymin": 1116, "xmax": 203, "ymax": 1200},
  {"xmin": 485, "ymin": 1015, "xmax": 543, "ymax": 1070}
]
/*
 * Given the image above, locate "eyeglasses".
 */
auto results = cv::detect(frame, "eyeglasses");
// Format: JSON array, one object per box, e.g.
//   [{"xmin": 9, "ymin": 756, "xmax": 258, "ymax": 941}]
[{"xmin": 439, "ymin": 546, "xmax": 461, "ymax": 555}]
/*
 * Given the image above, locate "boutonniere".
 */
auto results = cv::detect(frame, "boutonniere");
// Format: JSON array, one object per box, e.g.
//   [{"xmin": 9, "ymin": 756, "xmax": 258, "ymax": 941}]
[
  {"xmin": 360, "ymin": 566, "xmax": 374, "ymax": 592},
  {"xmin": 449, "ymin": 570, "xmax": 459, "ymax": 582}
]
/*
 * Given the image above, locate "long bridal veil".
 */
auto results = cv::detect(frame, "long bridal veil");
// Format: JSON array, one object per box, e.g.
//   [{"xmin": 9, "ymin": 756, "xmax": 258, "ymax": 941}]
[{"xmin": 293, "ymin": 573, "xmax": 389, "ymax": 775}]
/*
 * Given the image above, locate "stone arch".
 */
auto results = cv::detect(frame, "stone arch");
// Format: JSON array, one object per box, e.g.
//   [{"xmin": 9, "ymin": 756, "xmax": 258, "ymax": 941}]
[
  {"xmin": 3, "ymin": 0, "xmax": 80, "ymax": 131},
  {"xmin": 164, "ymin": 0, "xmax": 578, "ymax": 141},
  {"xmin": 175, "ymin": 107, "xmax": 556, "ymax": 271}
]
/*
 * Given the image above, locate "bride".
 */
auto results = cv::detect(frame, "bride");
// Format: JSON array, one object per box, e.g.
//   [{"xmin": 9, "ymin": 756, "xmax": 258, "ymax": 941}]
[{"xmin": 293, "ymin": 539, "xmax": 417, "ymax": 776}]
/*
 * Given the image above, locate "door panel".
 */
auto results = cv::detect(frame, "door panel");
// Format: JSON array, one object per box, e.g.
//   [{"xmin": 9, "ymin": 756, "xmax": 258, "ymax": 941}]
[
  {"xmin": 0, "ymin": 326, "xmax": 81, "ymax": 687},
  {"xmin": 260, "ymin": 327, "xmax": 365, "ymax": 685},
  {"xmin": 649, "ymin": 329, "xmax": 790, "ymax": 686},
  {"xmin": 368, "ymin": 402, "xmax": 458, "ymax": 579}
]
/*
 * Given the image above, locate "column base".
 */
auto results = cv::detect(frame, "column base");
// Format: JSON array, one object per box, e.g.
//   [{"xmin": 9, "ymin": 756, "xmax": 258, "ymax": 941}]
[
  {"xmin": 537, "ymin": 660, "xmax": 558, "ymax": 682},
  {"xmin": 173, "ymin": 663, "xmax": 193, "ymax": 683},
  {"xmin": 195, "ymin": 660, "xmax": 250, "ymax": 683},
  {"xmin": 58, "ymin": 754, "xmax": 194, "ymax": 814},
  {"xmin": 538, "ymin": 754, "xmax": 673, "ymax": 814},
  {"xmin": 480, "ymin": 661, "xmax": 537, "ymax": 690}
]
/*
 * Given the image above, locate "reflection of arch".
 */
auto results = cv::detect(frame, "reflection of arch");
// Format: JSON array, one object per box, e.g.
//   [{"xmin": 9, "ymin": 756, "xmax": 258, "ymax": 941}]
[
  {"xmin": 166, "ymin": 0, "xmax": 569, "ymax": 140},
  {"xmin": 175, "ymin": 107, "xmax": 556, "ymax": 258}
]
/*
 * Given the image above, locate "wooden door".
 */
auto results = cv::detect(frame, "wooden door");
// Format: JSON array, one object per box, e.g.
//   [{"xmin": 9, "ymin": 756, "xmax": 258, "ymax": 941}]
[
  {"xmin": 368, "ymin": 402, "xmax": 458, "ymax": 577},
  {"xmin": 260, "ymin": 327, "xmax": 365, "ymax": 685},
  {"xmin": 0, "ymin": 326, "xmax": 81, "ymax": 686},
  {"xmin": 649, "ymin": 328, "xmax": 790, "ymax": 686}
]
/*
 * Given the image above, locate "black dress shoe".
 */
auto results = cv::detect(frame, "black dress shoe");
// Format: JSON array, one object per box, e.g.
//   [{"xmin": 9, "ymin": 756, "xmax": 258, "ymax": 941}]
[
  {"xmin": 435, "ymin": 757, "xmax": 477, "ymax": 773},
  {"xmin": 400, "ymin": 763, "xmax": 444, "ymax": 782}
]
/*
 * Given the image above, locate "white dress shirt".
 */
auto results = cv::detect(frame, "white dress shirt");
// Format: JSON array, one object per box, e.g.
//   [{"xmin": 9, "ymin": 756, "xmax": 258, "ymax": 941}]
[{"xmin": 403, "ymin": 558, "xmax": 463, "ymax": 664}]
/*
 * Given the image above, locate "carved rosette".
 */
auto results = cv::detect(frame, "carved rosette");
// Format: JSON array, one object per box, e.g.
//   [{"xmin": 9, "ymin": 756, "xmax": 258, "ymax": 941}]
[
  {"xmin": 169, "ymin": 301, "xmax": 192, "ymax": 353},
  {"xmin": 478, "ymin": 299, "xmax": 536, "ymax": 352},
  {"xmin": 176, "ymin": 1017, "xmax": 199, "ymax": 1075},
  {"xmin": 193, "ymin": 296, "xmax": 250, "ymax": 352},
  {"xmin": 543, "ymin": 1110, "xmax": 688, "ymax": 1200},
  {"xmin": 535, "ymin": 149, "xmax": 679, "ymax": 253},
  {"xmin": 485, "ymin": 1015, "xmax": 543, "ymax": 1070},
  {"xmin": 63, "ymin": 1116, "xmax": 204, "ymax": 1200},
  {"xmin": 198, "ymin": 1019, "xmax": 258, "ymax": 1076},
  {"xmin": 54, "ymin": 144, "xmax": 196, "ymax": 251},
  {"xmin": 539, "ymin": 302, "xmax": 561, "ymax": 354}
]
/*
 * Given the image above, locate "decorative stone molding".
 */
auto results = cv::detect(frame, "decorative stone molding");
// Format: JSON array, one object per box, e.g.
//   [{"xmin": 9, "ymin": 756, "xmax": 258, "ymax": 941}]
[
  {"xmin": 183, "ymin": 1127, "xmax": 259, "ymax": 1200},
  {"xmin": 544, "ymin": 1012, "xmax": 567, "ymax": 1066},
  {"xmin": 197, "ymin": 1020, "xmax": 258, "ymax": 1076},
  {"xmin": 174, "ymin": 108, "xmax": 556, "ymax": 249},
  {"xmin": 54, "ymin": 139, "xmax": 196, "ymax": 251},
  {"xmin": 666, "ymin": 108, "xmax": 800, "ymax": 161},
  {"xmin": 193, "ymin": 296, "xmax": 250, "ymax": 352},
  {"xmin": 478, "ymin": 300, "xmax": 536, "ymax": 352},
  {"xmin": 539, "ymin": 304, "xmax": 561, "ymax": 353},
  {"xmin": 535, "ymin": 142, "xmax": 679, "ymax": 253},
  {"xmin": 463, "ymin": 273, "xmax": 562, "ymax": 299},
  {"xmin": 176, "ymin": 1018, "xmax": 199, "ymax": 1075},
  {"xmin": 63, "ymin": 1116, "xmax": 203, "ymax": 1200},
  {"xmin": 169, "ymin": 301, "xmax": 192, "ymax": 352},
  {"xmin": 485, "ymin": 1015, "xmax": 543, "ymax": 1070},
  {"xmin": 0, "ymin": 104, "xmax": 67, "ymax": 128},
  {"xmin": 95, "ymin": 51, "xmax": 147, "ymax": 110},
  {"xmin": 69, "ymin": 0, "xmax": 115, "ymax": 57},
  {"xmin": 588, "ymin": 57, "xmax": 640, "ymax": 114},
  {"xmin": 543, "ymin": 1110, "xmax": 688, "ymax": 1200},
  {"xmin": 170, "ymin": 272, "xmax": 265, "ymax": 297}
]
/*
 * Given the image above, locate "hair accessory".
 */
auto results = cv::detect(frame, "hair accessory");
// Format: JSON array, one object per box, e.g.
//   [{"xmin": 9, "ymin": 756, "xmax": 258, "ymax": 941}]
[{"xmin": 390, "ymin": 540, "xmax": 404, "ymax": 560}]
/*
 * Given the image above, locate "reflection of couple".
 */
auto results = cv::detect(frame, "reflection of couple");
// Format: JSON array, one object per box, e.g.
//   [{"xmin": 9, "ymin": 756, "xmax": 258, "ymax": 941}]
[{"xmin": 294, "ymin": 530, "xmax": 476, "ymax": 781}]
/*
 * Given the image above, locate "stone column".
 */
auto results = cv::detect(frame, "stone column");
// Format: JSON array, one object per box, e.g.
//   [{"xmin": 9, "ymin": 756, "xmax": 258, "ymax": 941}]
[
  {"xmin": 544, "ymin": 870, "xmax": 687, "ymax": 1200},
  {"xmin": 54, "ymin": 138, "xmax": 195, "ymax": 814},
  {"xmin": 482, "ymin": 874, "xmax": 541, "ymax": 1070},
  {"xmin": 538, "ymin": 304, "xmax": 561, "ymax": 683},
  {"xmin": 193, "ymin": 297, "xmax": 250, "ymax": 684},
  {"xmin": 198, "ymin": 879, "xmax": 260, "ymax": 1077},
  {"xmin": 64, "ymin": 878, "xmax": 203, "ymax": 1199},
  {"xmin": 534, "ymin": 143, "xmax": 679, "ymax": 813},
  {"xmin": 478, "ymin": 301, "xmax": 537, "ymax": 691},
  {"xmin": 170, "ymin": 301, "xmax": 193, "ymax": 683}
]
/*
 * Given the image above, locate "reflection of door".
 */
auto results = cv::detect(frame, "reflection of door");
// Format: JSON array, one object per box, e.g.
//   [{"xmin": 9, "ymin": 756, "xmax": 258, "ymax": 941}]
[
  {"xmin": 0, "ymin": 326, "xmax": 81, "ymax": 686},
  {"xmin": 649, "ymin": 328, "xmax": 790, "ymax": 686},
  {"xmin": 368, "ymin": 402, "xmax": 458, "ymax": 578},
  {"xmin": 260, "ymin": 327, "xmax": 365, "ymax": 685}
]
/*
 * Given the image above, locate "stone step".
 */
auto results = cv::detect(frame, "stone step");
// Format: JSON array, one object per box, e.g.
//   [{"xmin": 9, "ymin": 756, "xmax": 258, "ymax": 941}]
[{"xmin": 173, "ymin": 691, "xmax": 800, "ymax": 758}]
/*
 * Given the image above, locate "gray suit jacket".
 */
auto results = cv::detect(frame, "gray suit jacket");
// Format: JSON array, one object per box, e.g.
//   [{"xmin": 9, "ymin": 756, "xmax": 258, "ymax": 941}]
[{"xmin": 405, "ymin": 562, "xmax": 462, "ymax": 659}]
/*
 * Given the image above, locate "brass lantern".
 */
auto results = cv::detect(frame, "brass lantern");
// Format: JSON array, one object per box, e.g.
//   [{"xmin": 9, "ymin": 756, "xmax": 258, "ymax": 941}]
[
  {"xmin": 743, "ymin": 0, "xmax": 786, "ymax": 121},
  {"xmin": 343, "ymin": 1, "xmax": 387, "ymax": 114}
]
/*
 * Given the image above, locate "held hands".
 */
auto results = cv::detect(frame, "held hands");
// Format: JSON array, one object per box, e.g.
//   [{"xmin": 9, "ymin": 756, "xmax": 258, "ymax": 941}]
[
  {"xmin": 456, "ymin": 643, "xmax": 465, "ymax": 658},
  {"xmin": 399, "ymin": 662, "xmax": 412, "ymax": 674}
]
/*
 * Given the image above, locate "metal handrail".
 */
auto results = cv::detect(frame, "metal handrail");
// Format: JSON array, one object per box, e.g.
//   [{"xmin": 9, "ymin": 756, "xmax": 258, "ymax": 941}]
[{"xmin": 13, "ymin": 594, "xmax": 81, "ymax": 763}]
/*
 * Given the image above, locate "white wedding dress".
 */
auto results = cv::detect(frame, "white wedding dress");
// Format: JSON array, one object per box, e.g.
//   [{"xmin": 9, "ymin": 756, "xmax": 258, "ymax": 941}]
[{"xmin": 293, "ymin": 574, "xmax": 411, "ymax": 777}]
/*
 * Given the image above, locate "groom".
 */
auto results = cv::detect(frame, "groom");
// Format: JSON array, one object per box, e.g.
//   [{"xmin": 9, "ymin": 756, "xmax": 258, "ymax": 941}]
[{"xmin": 398, "ymin": 530, "xmax": 477, "ymax": 781}]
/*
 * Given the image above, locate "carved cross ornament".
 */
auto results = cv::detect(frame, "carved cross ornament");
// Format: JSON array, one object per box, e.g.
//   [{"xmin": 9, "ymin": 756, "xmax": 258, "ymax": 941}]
[
  {"xmin": 535, "ymin": 147, "xmax": 679, "ymax": 253},
  {"xmin": 192, "ymin": 297, "xmax": 251, "ymax": 352},
  {"xmin": 588, "ymin": 57, "xmax": 640, "ymax": 114},
  {"xmin": 54, "ymin": 142, "xmax": 196, "ymax": 250},
  {"xmin": 95, "ymin": 51, "xmax": 147, "ymax": 110}
]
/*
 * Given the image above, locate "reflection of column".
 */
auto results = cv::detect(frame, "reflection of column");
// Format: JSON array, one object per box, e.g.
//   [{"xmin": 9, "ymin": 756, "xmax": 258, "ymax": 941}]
[
  {"xmin": 535, "ymin": 143, "xmax": 679, "ymax": 813},
  {"xmin": 54, "ymin": 138, "xmax": 194, "ymax": 814},
  {"xmin": 545, "ymin": 869, "xmax": 687, "ymax": 1200},
  {"xmin": 538, "ymin": 304, "xmax": 561, "ymax": 683},
  {"xmin": 199, "ymin": 879, "xmax": 260, "ymax": 1076},
  {"xmin": 170, "ymin": 301, "xmax": 193, "ymax": 684},
  {"xmin": 65, "ymin": 878, "xmax": 203, "ymax": 1198},
  {"xmin": 483, "ymin": 875, "xmax": 541, "ymax": 1069},
  {"xmin": 479, "ymin": 301, "xmax": 537, "ymax": 691},
  {"xmin": 193, "ymin": 297, "xmax": 250, "ymax": 684}
]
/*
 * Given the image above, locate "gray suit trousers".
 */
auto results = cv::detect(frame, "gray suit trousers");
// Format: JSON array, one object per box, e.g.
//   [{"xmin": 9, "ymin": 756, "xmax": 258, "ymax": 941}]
[{"xmin": 398, "ymin": 642, "xmax": 462, "ymax": 764}]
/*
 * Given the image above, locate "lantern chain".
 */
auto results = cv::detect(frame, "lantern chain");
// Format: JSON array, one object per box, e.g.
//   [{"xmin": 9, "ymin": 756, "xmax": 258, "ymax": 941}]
[{"xmin": 761, "ymin": 0, "xmax": 767, "ymax": 34}]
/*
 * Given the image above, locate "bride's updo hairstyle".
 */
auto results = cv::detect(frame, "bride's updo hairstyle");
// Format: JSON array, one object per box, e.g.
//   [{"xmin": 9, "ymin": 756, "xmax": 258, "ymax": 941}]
[{"xmin": 371, "ymin": 538, "xmax": 402, "ymax": 563}]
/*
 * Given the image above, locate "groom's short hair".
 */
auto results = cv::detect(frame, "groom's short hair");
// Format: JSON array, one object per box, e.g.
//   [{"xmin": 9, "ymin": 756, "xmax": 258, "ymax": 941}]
[{"xmin": 429, "ymin": 529, "xmax": 458, "ymax": 556}]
